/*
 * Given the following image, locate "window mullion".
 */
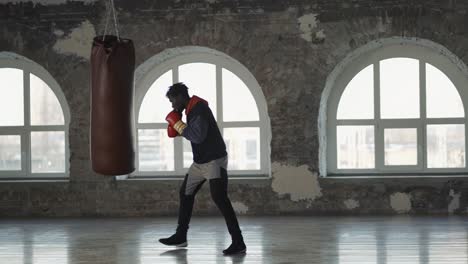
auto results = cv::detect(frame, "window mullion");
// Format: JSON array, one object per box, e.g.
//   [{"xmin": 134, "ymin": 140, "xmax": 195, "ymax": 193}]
[
  {"xmin": 174, "ymin": 137, "xmax": 183, "ymax": 173},
  {"xmin": 216, "ymin": 65, "xmax": 223, "ymax": 130},
  {"xmin": 173, "ymin": 67, "xmax": 184, "ymax": 173},
  {"xmin": 221, "ymin": 121, "xmax": 261, "ymax": 127},
  {"xmin": 134, "ymin": 128, "xmax": 140, "ymax": 174},
  {"xmin": 329, "ymin": 119, "xmax": 338, "ymax": 173},
  {"xmin": 466, "ymin": 120, "xmax": 468, "ymax": 170},
  {"xmin": 420, "ymin": 60, "xmax": 427, "ymax": 171},
  {"xmin": 173, "ymin": 66, "xmax": 179, "ymax": 83},
  {"xmin": 29, "ymin": 125, "xmax": 66, "ymax": 131},
  {"xmin": 374, "ymin": 62, "xmax": 384, "ymax": 172},
  {"xmin": 23, "ymin": 70, "xmax": 31, "ymax": 175},
  {"xmin": 137, "ymin": 123, "xmax": 167, "ymax": 129}
]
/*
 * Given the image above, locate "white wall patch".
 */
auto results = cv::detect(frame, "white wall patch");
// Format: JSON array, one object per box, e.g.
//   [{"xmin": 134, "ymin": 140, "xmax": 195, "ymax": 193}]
[
  {"xmin": 344, "ymin": 199, "xmax": 359, "ymax": 210},
  {"xmin": 271, "ymin": 162, "xmax": 322, "ymax": 202},
  {"xmin": 232, "ymin": 201, "xmax": 248, "ymax": 214},
  {"xmin": 448, "ymin": 189, "xmax": 460, "ymax": 214},
  {"xmin": 315, "ymin": 29, "xmax": 326, "ymax": 40},
  {"xmin": 390, "ymin": 192, "xmax": 411, "ymax": 214},
  {"xmin": 53, "ymin": 20, "xmax": 96, "ymax": 60},
  {"xmin": 298, "ymin": 13, "xmax": 318, "ymax": 42}
]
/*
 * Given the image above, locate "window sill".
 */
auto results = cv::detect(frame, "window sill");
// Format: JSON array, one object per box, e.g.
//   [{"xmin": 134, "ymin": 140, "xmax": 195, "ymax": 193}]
[
  {"xmin": 0, "ymin": 177, "xmax": 69, "ymax": 183},
  {"xmin": 120, "ymin": 174, "xmax": 270, "ymax": 181},
  {"xmin": 323, "ymin": 172, "xmax": 468, "ymax": 179}
]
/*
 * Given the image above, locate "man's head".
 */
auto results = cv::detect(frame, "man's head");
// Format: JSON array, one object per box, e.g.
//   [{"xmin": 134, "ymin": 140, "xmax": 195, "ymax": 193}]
[{"xmin": 166, "ymin": 82, "xmax": 190, "ymax": 112}]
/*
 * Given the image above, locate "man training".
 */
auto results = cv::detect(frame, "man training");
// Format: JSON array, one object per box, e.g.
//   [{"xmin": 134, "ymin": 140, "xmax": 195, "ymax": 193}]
[{"xmin": 159, "ymin": 82, "xmax": 247, "ymax": 255}]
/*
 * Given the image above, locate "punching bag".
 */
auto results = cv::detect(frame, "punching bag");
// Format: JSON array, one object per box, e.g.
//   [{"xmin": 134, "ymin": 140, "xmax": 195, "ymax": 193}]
[{"xmin": 90, "ymin": 35, "xmax": 135, "ymax": 175}]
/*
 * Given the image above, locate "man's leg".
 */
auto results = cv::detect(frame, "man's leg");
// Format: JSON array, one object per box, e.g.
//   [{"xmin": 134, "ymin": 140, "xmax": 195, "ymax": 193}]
[
  {"xmin": 209, "ymin": 168, "xmax": 246, "ymax": 255},
  {"xmin": 159, "ymin": 169, "xmax": 205, "ymax": 247},
  {"xmin": 176, "ymin": 172, "xmax": 205, "ymax": 235}
]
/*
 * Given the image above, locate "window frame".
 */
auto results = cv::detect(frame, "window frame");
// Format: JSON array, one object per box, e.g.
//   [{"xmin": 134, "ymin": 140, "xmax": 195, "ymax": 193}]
[
  {"xmin": 0, "ymin": 53, "xmax": 70, "ymax": 179},
  {"xmin": 133, "ymin": 46, "xmax": 271, "ymax": 178},
  {"xmin": 319, "ymin": 38, "xmax": 468, "ymax": 178}
]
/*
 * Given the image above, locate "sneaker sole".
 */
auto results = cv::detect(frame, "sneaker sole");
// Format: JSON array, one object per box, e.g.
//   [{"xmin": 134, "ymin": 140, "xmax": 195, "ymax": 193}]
[
  {"xmin": 175, "ymin": 242, "xmax": 188, "ymax": 247},
  {"xmin": 159, "ymin": 240, "xmax": 188, "ymax": 247},
  {"xmin": 223, "ymin": 249, "xmax": 246, "ymax": 255}
]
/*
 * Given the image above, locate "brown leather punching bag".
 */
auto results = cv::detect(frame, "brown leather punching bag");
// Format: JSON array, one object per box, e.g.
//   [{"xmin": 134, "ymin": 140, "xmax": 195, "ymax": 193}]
[{"xmin": 90, "ymin": 35, "xmax": 135, "ymax": 175}]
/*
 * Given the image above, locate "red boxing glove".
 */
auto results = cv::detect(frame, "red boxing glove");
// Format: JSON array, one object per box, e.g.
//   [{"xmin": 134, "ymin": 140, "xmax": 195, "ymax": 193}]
[
  {"xmin": 167, "ymin": 125, "xmax": 178, "ymax": 138},
  {"xmin": 165, "ymin": 110, "xmax": 182, "ymax": 126},
  {"xmin": 165, "ymin": 110, "xmax": 186, "ymax": 134}
]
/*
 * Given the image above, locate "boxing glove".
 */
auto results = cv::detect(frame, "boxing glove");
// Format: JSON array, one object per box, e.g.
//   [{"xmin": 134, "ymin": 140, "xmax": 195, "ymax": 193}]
[
  {"xmin": 167, "ymin": 125, "xmax": 178, "ymax": 138},
  {"xmin": 165, "ymin": 110, "xmax": 187, "ymax": 134}
]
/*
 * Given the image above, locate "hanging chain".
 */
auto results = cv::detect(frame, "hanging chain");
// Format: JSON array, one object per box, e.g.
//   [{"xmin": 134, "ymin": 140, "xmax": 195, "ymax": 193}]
[
  {"xmin": 110, "ymin": 0, "xmax": 121, "ymax": 41},
  {"xmin": 102, "ymin": 0, "xmax": 111, "ymax": 41},
  {"xmin": 102, "ymin": 0, "xmax": 121, "ymax": 42}
]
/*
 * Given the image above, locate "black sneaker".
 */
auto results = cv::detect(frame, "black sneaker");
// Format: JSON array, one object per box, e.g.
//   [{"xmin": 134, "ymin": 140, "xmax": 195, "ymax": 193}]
[
  {"xmin": 223, "ymin": 241, "xmax": 246, "ymax": 255},
  {"xmin": 159, "ymin": 233, "xmax": 187, "ymax": 247}
]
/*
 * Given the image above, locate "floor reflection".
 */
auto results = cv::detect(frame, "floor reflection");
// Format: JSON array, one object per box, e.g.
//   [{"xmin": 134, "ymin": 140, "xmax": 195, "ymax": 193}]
[
  {"xmin": 0, "ymin": 224, "xmax": 69, "ymax": 264},
  {"xmin": 159, "ymin": 249, "xmax": 188, "ymax": 264},
  {"xmin": 0, "ymin": 216, "xmax": 467, "ymax": 263}
]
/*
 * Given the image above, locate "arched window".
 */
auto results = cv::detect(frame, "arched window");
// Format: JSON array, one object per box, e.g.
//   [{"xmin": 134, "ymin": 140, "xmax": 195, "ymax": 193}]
[
  {"xmin": 0, "ymin": 52, "xmax": 70, "ymax": 179},
  {"xmin": 319, "ymin": 38, "xmax": 468, "ymax": 177},
  {"xmin": 134, "ymin": 47, "xmax": 271, "ymax": 177}
]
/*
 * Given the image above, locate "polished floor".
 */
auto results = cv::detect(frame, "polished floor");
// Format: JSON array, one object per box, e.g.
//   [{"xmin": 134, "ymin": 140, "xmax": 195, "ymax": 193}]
[{"xmin": 1, "ymin": 216, "xmax": 467, "ymax": 263}]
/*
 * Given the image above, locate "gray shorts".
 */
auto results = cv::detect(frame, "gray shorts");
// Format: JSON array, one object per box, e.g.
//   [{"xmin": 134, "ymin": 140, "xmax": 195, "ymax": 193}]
[{"xmin": 184, "ymin": 156, "xmax": 228, "ymax": 195}]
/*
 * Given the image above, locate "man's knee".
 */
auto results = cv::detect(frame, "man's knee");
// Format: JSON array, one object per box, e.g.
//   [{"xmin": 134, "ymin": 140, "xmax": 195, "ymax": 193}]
[{"xmin": 180, "ymin": 174, "xmax": 206, "ymax": 198}]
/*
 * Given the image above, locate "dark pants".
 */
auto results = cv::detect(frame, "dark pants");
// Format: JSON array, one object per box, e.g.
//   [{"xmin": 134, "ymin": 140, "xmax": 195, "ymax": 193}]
[{"xmin": 176, "ymin": 168, "xmax": 243, "ymax": 241}]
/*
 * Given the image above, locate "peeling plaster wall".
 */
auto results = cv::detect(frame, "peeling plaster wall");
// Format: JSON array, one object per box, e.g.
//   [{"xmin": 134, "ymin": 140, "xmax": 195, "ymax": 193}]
[
  {"xmin": 53, "ymin": 20, "xmax": 95, "ymax": 60},
  {"xmin": 232, "ymin": 201, "xmax": 249, "ymax": 215},
  {"xmin": 390, "ymin": 193, "xmax": 412, "ymax": 214},
  {"xmin": 298, "ymin": 13, "xmax": 318, "ymax": 42},
  {"xmin": 1, "ymin": 0, "xmax": 468, "ymax": 216},
  {"xmin": 448, "ymin": 189, "xmax": 461, "ymax": 214},
  {"xmin": 344, "ymin": 199, "xmax": 359, "ymax": 210},
  {"xmin": 271, "ymin": 163, "xmax": 322, "ymax": 202}
]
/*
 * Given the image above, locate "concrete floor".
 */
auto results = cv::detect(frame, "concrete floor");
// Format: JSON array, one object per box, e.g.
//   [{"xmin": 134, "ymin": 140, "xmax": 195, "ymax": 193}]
[{"xmin": 0, "ymin": 216, "xmax": 467, "ymax": 263}]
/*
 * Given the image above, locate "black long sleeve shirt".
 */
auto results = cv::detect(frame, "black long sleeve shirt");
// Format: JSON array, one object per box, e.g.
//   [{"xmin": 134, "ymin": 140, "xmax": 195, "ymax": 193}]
[{"xmin": 181, "ymin": 97, "xmax": 227, "ymax": 164}]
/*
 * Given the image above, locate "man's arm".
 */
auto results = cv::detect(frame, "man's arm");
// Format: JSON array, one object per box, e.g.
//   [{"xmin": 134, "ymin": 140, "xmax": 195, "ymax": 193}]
[{"xmin": 182, "ymin": 115, "xmax": 208, "ymax": 144}]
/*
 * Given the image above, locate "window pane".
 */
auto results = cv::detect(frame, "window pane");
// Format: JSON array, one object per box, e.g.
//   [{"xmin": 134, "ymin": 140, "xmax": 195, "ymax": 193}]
[
  {"xmin": 0, "ymin": 68, "xmax": 23, "ymax": 126},
  {"xmin": 426, "ymin": 63, "xmax": 464, "ymax": 118},
  {"xmin": 30, "ymin": 73, "xmax": 65, "ymax": 125},
  {"xmin": 138, "ymin": 129, "xmax": 174, "ymax": 171},
  {"xmin": 0, "ymin": 135, "xmax": 21, "ymax": 171},
  {"xmin": 179, "ymin": 63, "xmax": 217, "ymax": 117},
  {"xmin": 337, "ymin": 64, "xmax": 374, "ymax": 120},
  {"xmin": 384, "ymin": 128, "xmax": 417, "ymax": 166},
  {"xmin": 224, "ymin": 127, "xmax": 260, "ymax": 170},
  {"xmin": 380, "ymin": 58, "xmax": 419, "ymax": 119},
  {"xmin": 183, "ymin": 139, "xmax": 193, "ymax": 168},
  {"xmin": 337, "ymin": 126, "xmax": 375, "ymax": 169},
  {"xmin": 31, "ymin": 131, "xmax": 65, "ymax": 173},
  {"xmin": 138, "ymin": 70, "xmax": 173, "ymax": 123},
  {"xmin": 222, "ymin": 68, "xmax": 259, "ymax": 121},
  {"xmin": 427, "ymin": 124, "xmax": 465, "ymax": 168}
]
